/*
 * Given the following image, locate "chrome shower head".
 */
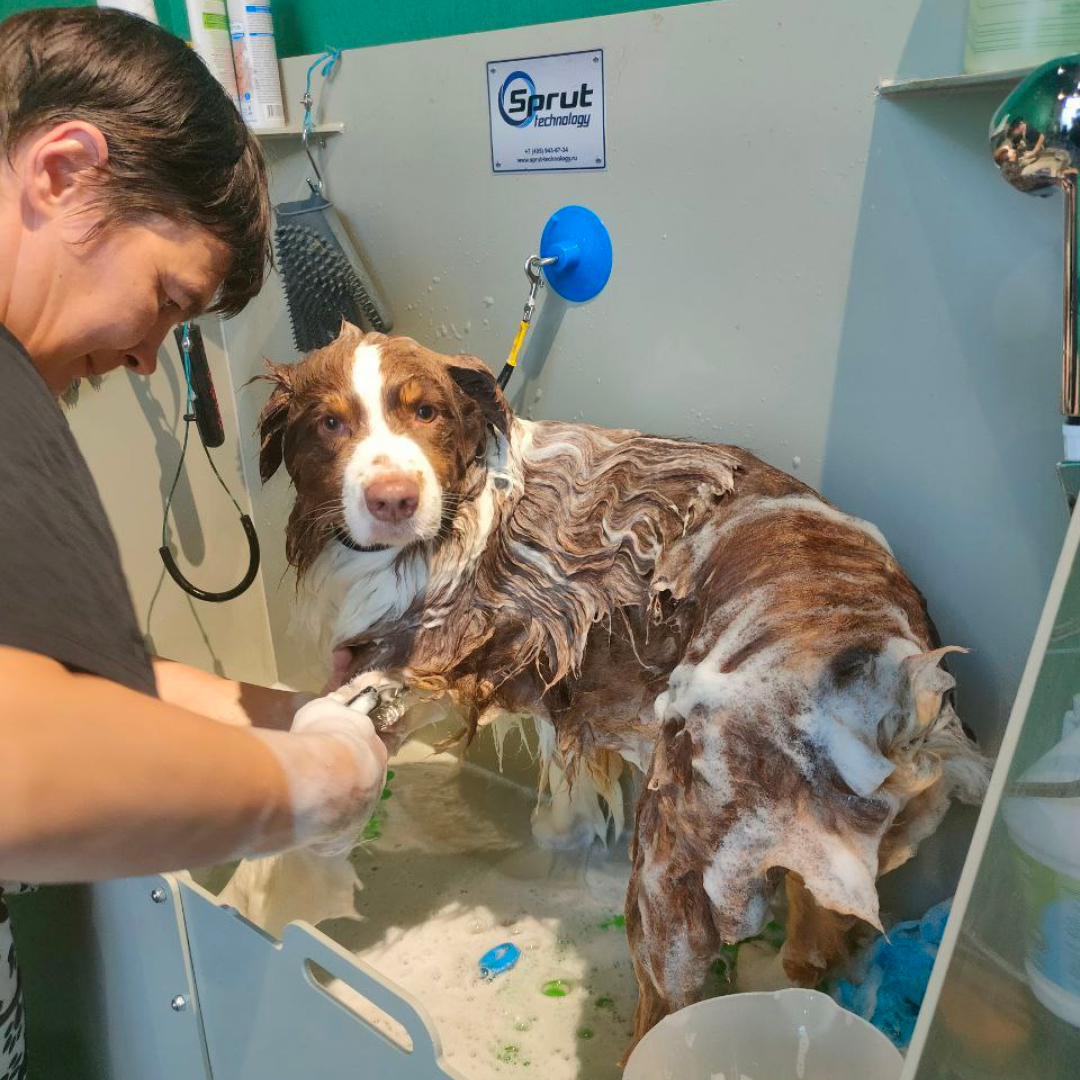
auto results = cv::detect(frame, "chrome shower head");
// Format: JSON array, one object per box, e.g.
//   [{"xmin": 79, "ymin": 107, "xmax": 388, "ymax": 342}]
[
  {"xmin": 991, "ymin": 57, "xmax": 1080, "ymax": 196},
  {"xmin": 992, "ymin": 56, "xmax": 1080, "ymax": 417}
]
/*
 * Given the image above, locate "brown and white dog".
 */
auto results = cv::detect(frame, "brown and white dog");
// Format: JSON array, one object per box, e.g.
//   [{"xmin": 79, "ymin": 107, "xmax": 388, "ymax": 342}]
[{"xmin": 257, "ymin": 325, "xmax": 990, "ymax": 1052}]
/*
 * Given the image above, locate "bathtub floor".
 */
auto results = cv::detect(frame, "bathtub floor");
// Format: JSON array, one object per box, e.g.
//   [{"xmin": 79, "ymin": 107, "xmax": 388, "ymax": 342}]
[{"xmin": 305, "ymin": 742, "xmax": 640, "ymax": 1080}]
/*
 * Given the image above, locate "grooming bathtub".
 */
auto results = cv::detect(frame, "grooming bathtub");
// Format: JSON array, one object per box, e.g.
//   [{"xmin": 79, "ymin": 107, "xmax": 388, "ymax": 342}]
[{"xmin": 21, "ymin": 728, "xmax": 638, "ymax": 1080}]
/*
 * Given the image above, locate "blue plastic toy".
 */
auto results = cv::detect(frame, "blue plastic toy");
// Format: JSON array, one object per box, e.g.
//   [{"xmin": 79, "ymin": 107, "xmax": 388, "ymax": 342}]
[
  {"xmin": 478, "ymin": 942, "xmax": 521, "ymax": 980},
  {"xmin": 832, "ymin": 898, "xmax": 952, "ymax": 1049}
]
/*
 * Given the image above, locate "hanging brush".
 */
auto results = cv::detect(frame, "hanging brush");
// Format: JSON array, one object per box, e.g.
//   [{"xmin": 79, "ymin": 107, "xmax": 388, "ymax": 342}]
[{"xmin": 273, "ymin": 49, "xmax": 392, "ymax": 352}]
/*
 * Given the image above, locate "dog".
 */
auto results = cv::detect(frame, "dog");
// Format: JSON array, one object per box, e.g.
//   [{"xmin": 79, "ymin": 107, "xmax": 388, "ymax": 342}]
[{"xmin": 256, "ymin": 325, "xmax": 990, "ymax": 1052}]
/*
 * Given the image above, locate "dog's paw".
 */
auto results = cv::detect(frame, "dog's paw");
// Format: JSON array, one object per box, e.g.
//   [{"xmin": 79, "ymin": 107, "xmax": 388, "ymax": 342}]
[
  {"xmin": 326, "ymin": 669, "xmax": 454, "ymax": 753},
  {"xmin": 328, "ymin": 669, "xmax": 405, "ymax": 712}
]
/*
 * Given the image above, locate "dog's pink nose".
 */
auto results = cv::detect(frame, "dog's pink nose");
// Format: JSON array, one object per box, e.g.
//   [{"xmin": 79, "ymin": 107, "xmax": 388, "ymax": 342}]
[{"xmin": 365, "ymin": 474, "xmax": 420, "ymax": 524}]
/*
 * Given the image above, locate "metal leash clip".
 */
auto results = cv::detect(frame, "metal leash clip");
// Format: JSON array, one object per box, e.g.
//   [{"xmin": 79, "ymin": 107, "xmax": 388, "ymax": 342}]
[{"xmin": 497, "ymin": 253, "xmax": 559, "ymax": 390}]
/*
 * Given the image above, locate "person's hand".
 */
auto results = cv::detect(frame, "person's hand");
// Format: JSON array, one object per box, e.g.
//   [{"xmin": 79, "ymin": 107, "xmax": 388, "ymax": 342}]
[
  {"xmin": 293, "ymin": 692, "xmax": 389, "ymax": 856},
  {"xmin": 255, "ymin": 692, "xmax": 388, "ymax": 858}
]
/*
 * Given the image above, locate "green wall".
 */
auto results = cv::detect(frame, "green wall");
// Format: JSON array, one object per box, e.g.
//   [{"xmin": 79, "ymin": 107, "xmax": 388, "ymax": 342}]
[{"xmin": 0, "ymin": 1, "xmax": 702, "ymax": 58}]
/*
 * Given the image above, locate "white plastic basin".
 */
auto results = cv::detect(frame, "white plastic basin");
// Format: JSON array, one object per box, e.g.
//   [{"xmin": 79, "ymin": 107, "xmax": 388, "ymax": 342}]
[{"xmin": 622, "ymin": 988, "xmax": 903, "ymax": 1080}]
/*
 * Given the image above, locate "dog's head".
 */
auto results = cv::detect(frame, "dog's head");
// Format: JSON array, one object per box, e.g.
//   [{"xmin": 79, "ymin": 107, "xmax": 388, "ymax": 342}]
[{"xmin": 257, "ymin": 325, "xmax": 510, "ymax": 570}]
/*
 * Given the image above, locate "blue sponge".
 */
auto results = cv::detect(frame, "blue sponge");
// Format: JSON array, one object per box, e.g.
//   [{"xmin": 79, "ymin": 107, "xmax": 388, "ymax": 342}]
[{"xmin": 832, "ymin": 898, "xmax": 951, "ymax": 1049}]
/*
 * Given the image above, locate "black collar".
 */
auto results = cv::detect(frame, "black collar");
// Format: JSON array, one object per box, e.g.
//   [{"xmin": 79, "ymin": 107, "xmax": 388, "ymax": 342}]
[{"xmin": 334, "ymin": 525, "xmax": 390, "ymax": 554}]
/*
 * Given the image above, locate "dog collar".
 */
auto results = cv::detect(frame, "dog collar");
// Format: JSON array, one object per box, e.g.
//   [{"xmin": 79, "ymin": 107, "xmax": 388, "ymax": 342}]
[{"xmin": 334, "ymin": 525, "xmax": 390, "ymax": 554}]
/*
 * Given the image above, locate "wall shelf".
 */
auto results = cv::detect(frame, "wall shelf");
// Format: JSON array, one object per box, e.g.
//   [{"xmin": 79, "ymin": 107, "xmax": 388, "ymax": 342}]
[
  {"xmin": 254, "ymin": 122, "xmax": 346, "ymax": 139},
  {"xmin": 877, "ymin": 67, "xmax": 1033, "ymax": 97}
]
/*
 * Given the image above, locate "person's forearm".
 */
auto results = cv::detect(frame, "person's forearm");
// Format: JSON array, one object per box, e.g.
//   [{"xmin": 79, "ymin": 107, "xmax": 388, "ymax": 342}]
[
  {"xmin": 0, "ymin": 649, "xmax": 338, "ymax": 882},
  {"xmin": 152, "ymin": 656, "xmax": 315, "ymax": 731}
]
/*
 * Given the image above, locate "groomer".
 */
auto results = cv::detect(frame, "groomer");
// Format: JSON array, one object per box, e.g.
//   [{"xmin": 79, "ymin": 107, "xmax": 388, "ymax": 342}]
[{"xmin": 0, "ymin": 9, "xmax": 388, "ymax": 1077}]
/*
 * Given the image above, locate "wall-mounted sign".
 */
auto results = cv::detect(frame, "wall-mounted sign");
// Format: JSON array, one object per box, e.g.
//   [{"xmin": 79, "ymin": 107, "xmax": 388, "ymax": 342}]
[{"xmin": 487, "ymin": 48, "xmax": 606, "ymax": 174}]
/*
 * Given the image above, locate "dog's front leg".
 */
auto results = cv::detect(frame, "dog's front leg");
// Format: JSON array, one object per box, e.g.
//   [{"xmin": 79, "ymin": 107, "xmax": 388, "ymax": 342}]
[{"xmin": 780, "ymin": 871, "xmax": 858, "ymax": 986}]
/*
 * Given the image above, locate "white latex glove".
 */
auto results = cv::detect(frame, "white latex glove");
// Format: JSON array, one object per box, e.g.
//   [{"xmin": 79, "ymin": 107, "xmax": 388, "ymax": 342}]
[{"xmin": 255, "ymin": 689, "xmax": 388, "ymax": 858}]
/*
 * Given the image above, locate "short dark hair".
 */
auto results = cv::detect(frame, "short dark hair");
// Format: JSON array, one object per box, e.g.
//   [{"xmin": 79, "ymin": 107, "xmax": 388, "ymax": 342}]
[{"xmin": 0, "ymin": 6, "xmax": 270, "ymax": 317}]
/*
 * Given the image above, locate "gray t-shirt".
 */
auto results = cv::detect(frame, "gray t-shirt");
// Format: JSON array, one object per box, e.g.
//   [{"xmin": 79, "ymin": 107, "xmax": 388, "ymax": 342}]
[
  {"xmin": 0, "ymin": 323, "xmax": 156, "ymax": 1080},
  {"xmin": 0, "ymin": 325, "xmax": 156, "ymax": 694}
]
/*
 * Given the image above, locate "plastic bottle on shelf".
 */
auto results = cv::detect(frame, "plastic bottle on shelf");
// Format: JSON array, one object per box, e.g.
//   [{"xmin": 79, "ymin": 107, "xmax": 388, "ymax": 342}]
[
  {"xmin": 96, "ymin": 0, "xmax": 159, "ymax": 23},
  {"xmin": 226, "ymin": 0, "xmax": 287, "ymax": 132},
  {"xmin": 185, "ymin": 0, "xmax": 239, "ymax": 107},
  {"xmin": 965, "ymin": 1, "xmax": 1080, "ymax": 75}
]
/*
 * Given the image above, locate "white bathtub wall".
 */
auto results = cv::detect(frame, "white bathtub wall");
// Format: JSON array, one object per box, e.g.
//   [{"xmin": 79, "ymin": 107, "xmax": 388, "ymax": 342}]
[
  {"xmin": 68, "ymin": 325, "xmax": 278, "ymax": 686},
  {"xmin": 221, "ymin": 0, "xmax": 1069, "ymax": 912}
]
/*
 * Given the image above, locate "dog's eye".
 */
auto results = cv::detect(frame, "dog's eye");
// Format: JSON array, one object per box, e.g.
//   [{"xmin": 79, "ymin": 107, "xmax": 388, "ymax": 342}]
[
  {"xmin": 416, "ymin": 404, "xmax": 438, "ymax": 423},
  {"xmin": 322, "ymin": 415, "xmax": 345, "ymax": 434}
]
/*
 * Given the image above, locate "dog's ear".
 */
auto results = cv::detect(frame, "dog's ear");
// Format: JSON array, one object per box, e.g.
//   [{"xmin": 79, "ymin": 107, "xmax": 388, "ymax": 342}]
[
  {"xmin": 250, "ymin": 360, "xmax": 294, "ymax": 482},
  {"xmin": 447, "ymin": 355, "xmax": 511, "ymax": 436}
]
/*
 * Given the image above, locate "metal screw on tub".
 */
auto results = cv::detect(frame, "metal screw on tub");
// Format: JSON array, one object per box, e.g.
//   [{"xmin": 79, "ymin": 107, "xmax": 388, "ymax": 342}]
[
  {"xmin": 171, "ymin": 996, "xmax": 187, "ymax": 1012},
  {"xmin": 151, "ymin": 888, "xmax": 167, "ymax": 904}
]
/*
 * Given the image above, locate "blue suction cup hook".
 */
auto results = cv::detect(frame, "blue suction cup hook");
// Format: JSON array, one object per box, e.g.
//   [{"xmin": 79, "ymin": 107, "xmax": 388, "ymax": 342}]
[
  {"xmin": 539, "ymin": 205, "xmax": 613, "ymax": 303},
  {"xmin": 495, "ymin": 205, "xmax": 613, "ymax": 391}
]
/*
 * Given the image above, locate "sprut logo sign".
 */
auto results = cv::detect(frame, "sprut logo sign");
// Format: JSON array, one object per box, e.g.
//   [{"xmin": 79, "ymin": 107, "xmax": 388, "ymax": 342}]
[{"xmin": 487, "ymin": 49, "xmax": 606, "ymax": 173}]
